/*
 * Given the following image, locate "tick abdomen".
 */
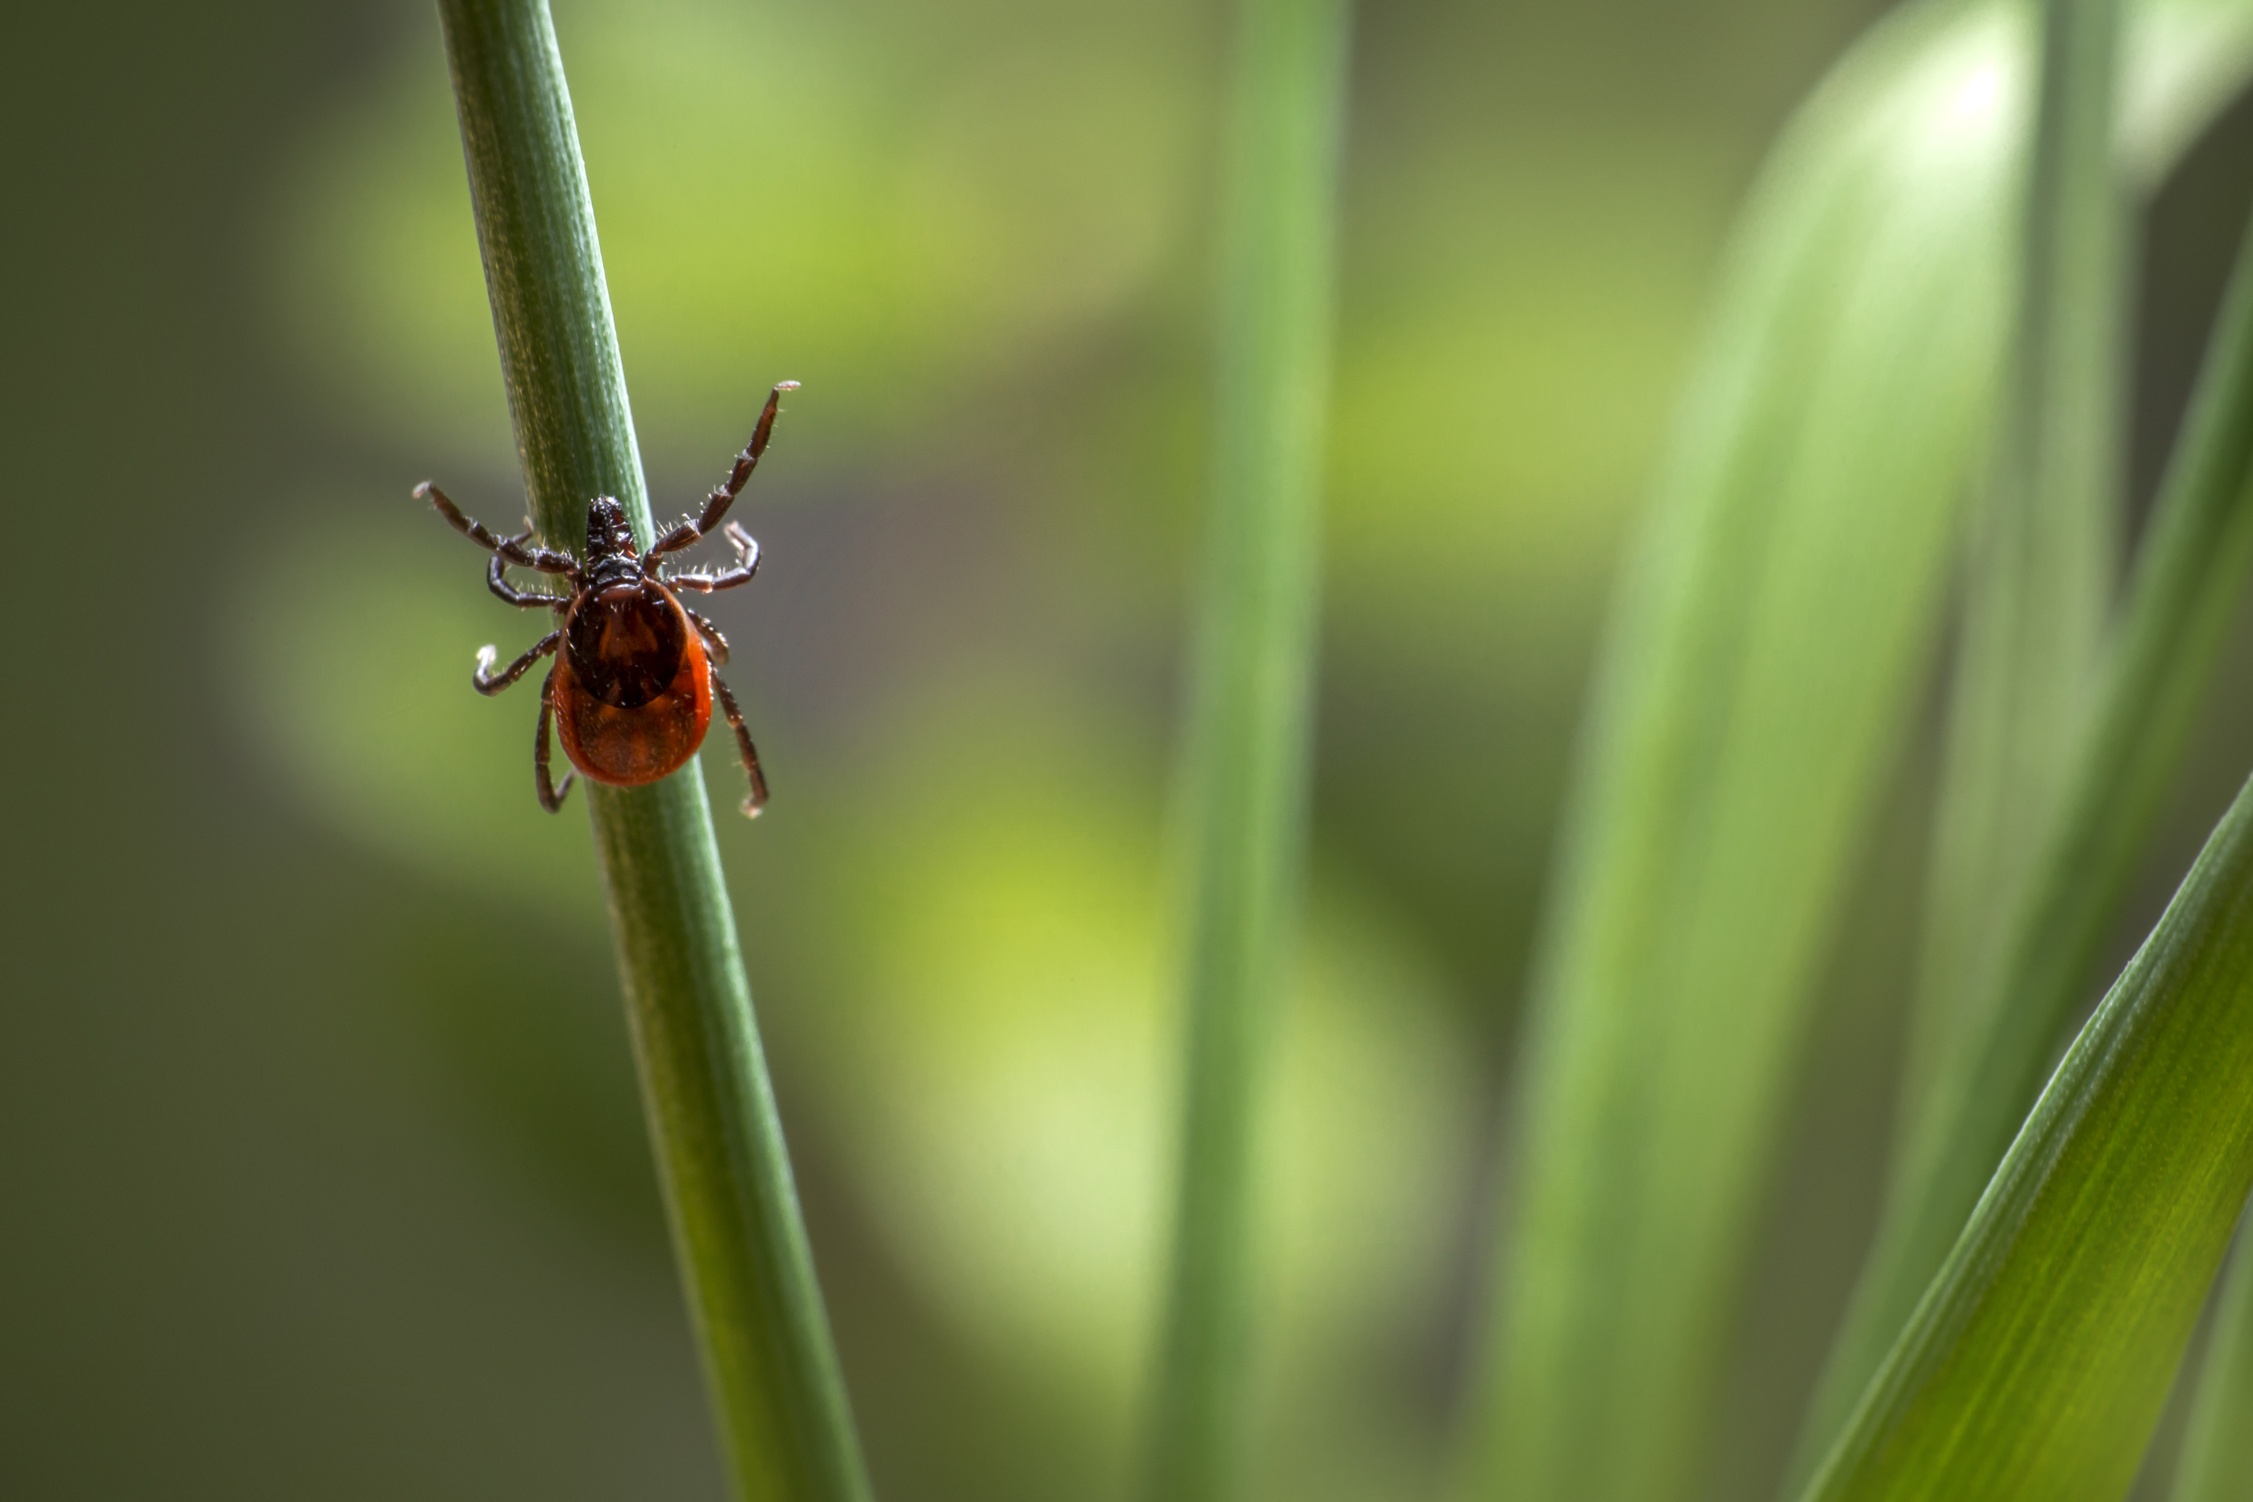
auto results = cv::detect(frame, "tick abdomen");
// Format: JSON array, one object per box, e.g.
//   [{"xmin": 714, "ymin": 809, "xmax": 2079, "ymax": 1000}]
[
  {"xmin": 551, "ymin": 600, "xmax": 712, "ymax": 787},
  {"xmin": 566, "ymin": 582, "xmax": 688, "ymax": 708}
]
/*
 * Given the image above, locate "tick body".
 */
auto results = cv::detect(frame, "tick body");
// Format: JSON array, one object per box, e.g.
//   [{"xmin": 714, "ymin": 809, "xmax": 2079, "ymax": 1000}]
[
  {"xmin": 551, "ymin": 580, "xmax": 713, "ymax": 787},
  {"xmin": 416, "ymin": 381, "xmax": 796, "ymax": 817}
]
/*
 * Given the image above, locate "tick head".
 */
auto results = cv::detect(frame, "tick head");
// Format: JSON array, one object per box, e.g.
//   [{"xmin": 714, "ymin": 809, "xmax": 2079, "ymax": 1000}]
[{"xmin": 584, "ymin": 496, "xmax": 637, "ymax": 564}]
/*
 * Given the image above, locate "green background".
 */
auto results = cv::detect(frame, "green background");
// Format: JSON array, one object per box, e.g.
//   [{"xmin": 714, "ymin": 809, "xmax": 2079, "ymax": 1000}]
[{"xmin": 4, "ymin": 0, "xmax": 2252, "ymax": 1498}]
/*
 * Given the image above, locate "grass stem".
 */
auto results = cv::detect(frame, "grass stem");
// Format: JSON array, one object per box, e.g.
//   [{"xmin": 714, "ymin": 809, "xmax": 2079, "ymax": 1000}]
[
  {"xmin": 1141, "ymin": 0, "xmax": 1351, "ymax": 1497},
  {"xmin": 435, "ymin": 4, "xmax": 871, "ymax": 1497}
]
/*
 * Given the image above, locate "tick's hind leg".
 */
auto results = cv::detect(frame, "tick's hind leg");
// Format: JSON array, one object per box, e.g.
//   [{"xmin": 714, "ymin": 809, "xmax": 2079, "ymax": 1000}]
[
  {"xmin": 710, "ymin": 674, "xmax": 769, "ymax": 817},
  {"xmin": 489, "ymin": 528, "xmax": 570, "ymax": 608},
  {"xmin": 684, "ymin": 606, "xmax": 730, "ymax": 664},
  {"xmin": 536, "ymin": 673, "xmax": 576, "ymax": 813},
  {"xmin": 474, "ymin": 629, "xmax": 561, "ymax": 696}
]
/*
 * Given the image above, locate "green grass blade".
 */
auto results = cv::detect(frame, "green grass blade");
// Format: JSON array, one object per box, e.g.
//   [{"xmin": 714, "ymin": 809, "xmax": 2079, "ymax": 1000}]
[
  {"xmin": 1456, "ymin": 3, "xmax": 2253, "ymax": 1499},
  {"xmin": 1799, "ymin": 771, "xmax": 2253, "ymax": 1502},
  {"xmin": 1791, "ymin": 0, "xmax": 2127, "ymax": 1473},
  {"xmin": 1140, "ymin": 0, "xmax": 1352, "ymax": 1497},
  {"xmin": 434, "ymin": 4, "xmax": 871, "ymax": 1498},
  {"xmin": 2171, "ymin": 1225, "xmax": 2253, "ymax": 1502},
  {"xmin": 1905, "ymin": 0, "xmax": 2122, "ymax": 1146},
  {"xmin": 1799, "ymin": 197, "xmax": 2253, "ymax": 1488},
  {"xmin": 1456, "ymin": 7, "xmax": 2026, "ymax": 1497}
]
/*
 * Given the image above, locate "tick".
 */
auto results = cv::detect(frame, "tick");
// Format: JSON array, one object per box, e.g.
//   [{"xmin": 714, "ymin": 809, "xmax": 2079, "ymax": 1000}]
[{"xmin": 415, "ymin": 380, "xmax": 798, "ymax": 818}]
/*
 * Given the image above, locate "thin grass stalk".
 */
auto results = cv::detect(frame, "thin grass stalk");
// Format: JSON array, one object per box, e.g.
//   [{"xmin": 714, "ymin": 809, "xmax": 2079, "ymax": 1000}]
[
  {"xmin": 1140, "ymin": 0, "xmax": 1351, "ymax": 1497},
  {"xmin": 434, "ymin": 4, "xmax": 870, "ymax": 1497},
  {"xmin": 1793, "ymin": 195, "xmax": 2253, "ymax": 1493}
]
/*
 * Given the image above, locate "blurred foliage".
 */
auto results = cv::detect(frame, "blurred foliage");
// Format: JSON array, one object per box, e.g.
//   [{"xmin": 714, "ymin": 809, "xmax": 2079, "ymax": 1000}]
[
  {"xmin": 1463, "ymin": 3, "xmax": 2253, "ymax": 1500},
  {"xmin": 1801, "ymin": 55, "xmax": 2253, "ymax": 1482},
  {"xmin": 15, "ymin": 0, "xmax": 2253, "ymax": 1496},
  {"xmin": 1809, "ymin": 768, "xmax": 2253, "ymax": 1502},
  {"xmin": 282, "ymin": 0, "xmax": 1203, "ymax": 461},
  {"xmin": 1467, "ymin": 5, "xmax": 2033, "ymax": 1495}
]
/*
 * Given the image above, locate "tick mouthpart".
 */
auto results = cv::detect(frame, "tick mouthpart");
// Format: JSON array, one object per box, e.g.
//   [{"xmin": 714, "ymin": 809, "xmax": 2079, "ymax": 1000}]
[{"xmin": 584, "ymin": 495, "xmax": 639, "ymax": 561}]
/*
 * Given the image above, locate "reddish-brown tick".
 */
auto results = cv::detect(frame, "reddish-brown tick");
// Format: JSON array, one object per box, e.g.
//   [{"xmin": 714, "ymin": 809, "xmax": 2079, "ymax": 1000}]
[{"xmin": 416, "ymin": 381, "xmax": 797, "ymax": 817}]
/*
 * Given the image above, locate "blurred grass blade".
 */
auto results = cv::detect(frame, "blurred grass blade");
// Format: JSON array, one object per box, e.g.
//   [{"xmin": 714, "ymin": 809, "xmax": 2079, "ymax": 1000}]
[
  {"xmin": 1903, "ymin": 0, "xmax": 2122, "ymax": 1145},
  {"xmin": 1799, "ymin": 196, "xmax": 2253, "ymax": 1482},
  {"xmin": 2171, "ymin": 1223, "xmax": 2253, "ymax": 1502},
  {"xmin": 2119, "ymin": 0, "xmax": 2253, "ymax": 182},
  {"xmin": 435, "ymin": 4, "xmax": 871, "ymax": 1499},
  {"xmin": 1144, "ymin": 0, "xmax": 1351, "ymax": 1495},
  {"xmin": 1458, "ymin": 6, "xmax": 2025, "ymax": 1496},
  {"xmin": 1456, "ymin": 2, "xmax": 2253, "ymax": 1499},
  {"xmin": 1800, "ymin": 771, "xmax": 2253, "ymax": 1502},
  {"xmin": 1795, "ymin": 0, "xmax": 2128, "ymax": 1470},
  {"xmin": 1140, "ymin": 0, "xmax": 1351, "ymax": 1497}
]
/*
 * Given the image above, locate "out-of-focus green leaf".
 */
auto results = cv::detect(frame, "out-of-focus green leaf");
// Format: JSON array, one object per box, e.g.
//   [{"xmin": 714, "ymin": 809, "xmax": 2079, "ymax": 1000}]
[
  {"xmin": 1455, "ymin": 2, "xmax": 2253, "ymax": 1499},
  {"xmin": 2119, "ymin": 0, "xmax": 2253, "ymax": 182},
  {"xmin": 1800, "ymin": 774, "xmax": 2253, "ymax": 1502},
  {"xmin": 1903, "ymin": 0, "xmax": 2121, "ymax": 1155},
  {"xmin": 2172, "ymin": 1226, "xmax": 2253, "ymax": 1502},
  {"xmin": 1798, "ymin": 198, "xmax": 2253, "ymax": 1483},
  {"xmin": 1795, "ymin": 0, "xmax": 2130, "ymax": 1470},
  {"xmin": 1457, "ymin": 6, "xmax": 2024, "ymax": 1496}
]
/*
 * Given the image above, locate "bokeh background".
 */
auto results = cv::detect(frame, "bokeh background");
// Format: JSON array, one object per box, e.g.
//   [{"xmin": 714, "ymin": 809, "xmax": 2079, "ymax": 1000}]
[{"xmin": 7, "ymin": 0, "xmax": 2253, "ymax": 1498}]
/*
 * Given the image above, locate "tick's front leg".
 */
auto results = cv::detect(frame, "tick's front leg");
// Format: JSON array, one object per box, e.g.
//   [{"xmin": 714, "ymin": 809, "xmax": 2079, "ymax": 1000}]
[
  {"xmin": 487, "ymin": 529, "xmax": 572, "ymax": 608},
  {"xmin": 418, "ymin": 481, "xmax": 580, "ymax": 575},
  {"xmin": 474, "ymin": 629, "xmax": 561, "ymax": 696}
]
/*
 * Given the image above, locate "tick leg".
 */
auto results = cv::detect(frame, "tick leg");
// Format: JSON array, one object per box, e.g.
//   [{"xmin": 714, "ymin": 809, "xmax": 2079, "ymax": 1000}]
[
  {"xmin": 473, "ymin": 629, "xmax": 561, "ymax": 697},
  {"xmin": 710, "ymin": 673, "xmax": 769, "ymax": 817},
  {"xmin": 684, "ymin": 607, "xmax": 731, "ymax": 665},
  {"xmin": 536, "ymin": 672, "xmax": 575, "ymax": 814},
  {"xmin": 488, "ymin": 526, "xmax": 571, "ymax": 608},
  {"xmin": 648, "ymin": 381, "xmax": 797, "ymax": 558},
  {"xmin": 665, "ymin": 522, "xmax": 760, "ymax": 593},
  {"xmin": 418, "ymin": 481, "xmax": 581, "ymax": 577}
]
